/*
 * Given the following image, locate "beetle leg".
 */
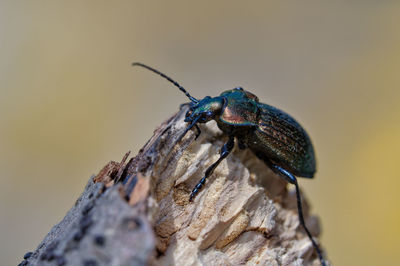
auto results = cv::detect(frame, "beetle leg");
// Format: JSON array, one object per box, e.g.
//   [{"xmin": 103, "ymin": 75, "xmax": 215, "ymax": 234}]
[
  {"xmin": 194, "ymin": 124, "xmax": 201, "ymax": 140},
  {"xmin": 189, "ymin": 136, "xmax": 235, "ymax": 201},
  {"xmin": 271, "ymin": 165, "xmax": 326, "ymax": 266},
  {"xmin": 238, "ymin": 140, "xmax": 247, "ymax": 150},
  {"xmin": 176, "ymin": 116, "xmax": 201, "ymax": 144}
]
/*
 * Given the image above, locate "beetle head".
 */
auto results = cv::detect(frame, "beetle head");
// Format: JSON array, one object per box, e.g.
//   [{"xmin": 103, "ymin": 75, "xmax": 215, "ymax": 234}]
[{"xmin": 185, "ymin": 96, "xmax": 224, "ymax": 124}]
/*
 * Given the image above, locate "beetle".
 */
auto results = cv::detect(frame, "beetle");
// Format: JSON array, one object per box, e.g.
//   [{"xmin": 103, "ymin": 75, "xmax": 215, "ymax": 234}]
[{"xmin": 132, "ymin": 62, "xmax": 326, "ymax": 266}]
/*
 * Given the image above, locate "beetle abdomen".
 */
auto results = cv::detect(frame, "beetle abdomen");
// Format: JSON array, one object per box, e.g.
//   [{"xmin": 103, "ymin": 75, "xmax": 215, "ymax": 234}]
[{"xmin": 248, "ymin": 103, "xmax": 316, "ymax": 178}]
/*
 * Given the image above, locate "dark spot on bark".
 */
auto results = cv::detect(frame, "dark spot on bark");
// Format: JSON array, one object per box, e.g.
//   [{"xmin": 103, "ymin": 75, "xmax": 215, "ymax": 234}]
[
  {"xmin": 81, "ymin": 202, "xmax": 94, "ymax": 215},
  {"xmin": 122, "ymin": 217, "xmax": 142, "ymax": 231},
  {"xmin": 93, "ymin": 235, "xmax": 105, "ymax": 246},
  {"xmin": 40, "ymin": 240, "xmax": 59, "ymax": 261},
  {"xmin": 40, "ymin": 252, "xmax": 48, "ymax": 261},
  {"xmin": 80, "ymin": 216, "xmax": 93, "ymax": 232},
  {"xmin": 155, "ymin": 249, "xmax": 165, "ymax": 258},
  {"xmin": 73, "ymin": 230, "xmax": 84, "ymax": 241},
  {"xmin": 263, "ymin": 231, "xmax": 273, "ymax": 239},
  {"xmin": 46, "ymin": 252, "xmax": 55, "ymax": 261},
  {"xmin": 23, "ymin": 252, "xmax": 33, "ymax": 259},
  {"xmin": 56, "ymin": 255, "xmax": 67, "ymax": 266},
  {"xmin": 137, "ymin": 156, "xmax": 152, "ymax": 172}
]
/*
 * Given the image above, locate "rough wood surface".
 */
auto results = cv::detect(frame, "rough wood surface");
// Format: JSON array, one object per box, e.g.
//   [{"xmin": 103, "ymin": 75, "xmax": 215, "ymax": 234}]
[{"xmin": 22, "ymin": 106, "xmax": 327, "ymax": 266}]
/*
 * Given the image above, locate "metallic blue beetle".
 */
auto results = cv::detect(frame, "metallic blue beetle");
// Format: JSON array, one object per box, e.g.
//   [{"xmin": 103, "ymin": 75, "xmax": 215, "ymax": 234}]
[{"xmin": 132, "ymin": 62, "xmax": 326, "ymax": 266}]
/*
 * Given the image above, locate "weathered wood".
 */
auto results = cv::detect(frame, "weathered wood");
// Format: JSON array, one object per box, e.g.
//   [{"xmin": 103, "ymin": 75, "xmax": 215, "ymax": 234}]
[{"xmin": 22, "ymin": 106, "xmax": 327, "ymax": 266}]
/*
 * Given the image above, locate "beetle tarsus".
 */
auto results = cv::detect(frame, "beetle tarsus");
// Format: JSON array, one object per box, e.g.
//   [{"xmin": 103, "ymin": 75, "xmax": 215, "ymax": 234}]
[{"xmin": 189, "ymin": 136, "xmax": 234, "ymax": 201}]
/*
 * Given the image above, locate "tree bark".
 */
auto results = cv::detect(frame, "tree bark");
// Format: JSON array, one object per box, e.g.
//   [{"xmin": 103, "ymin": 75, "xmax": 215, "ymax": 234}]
[{"xmin": 22, "ymin": 106, "xmax": 327, "ymax": 266}]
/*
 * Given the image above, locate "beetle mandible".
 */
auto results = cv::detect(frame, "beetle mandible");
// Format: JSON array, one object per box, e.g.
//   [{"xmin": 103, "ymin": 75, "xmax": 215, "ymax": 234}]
[{"xmin": 132, "ymin": 62, "xmax": 326, "ymax": 266}]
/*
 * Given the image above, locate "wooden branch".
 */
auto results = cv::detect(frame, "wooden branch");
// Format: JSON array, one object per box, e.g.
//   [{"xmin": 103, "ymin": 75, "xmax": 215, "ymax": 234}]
[{"xmin": 21, "ymin": 106, "xmax": 327, "ymax": 266}]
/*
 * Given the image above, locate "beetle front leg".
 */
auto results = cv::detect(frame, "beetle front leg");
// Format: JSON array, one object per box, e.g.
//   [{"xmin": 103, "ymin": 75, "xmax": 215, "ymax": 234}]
[
  {"xmin": 194, "ymin": 124, "xmax": 201, "ymax": 140},
  {"xmin": 189, "ymin": 136, "xmax": 234, "ymax": 201}
]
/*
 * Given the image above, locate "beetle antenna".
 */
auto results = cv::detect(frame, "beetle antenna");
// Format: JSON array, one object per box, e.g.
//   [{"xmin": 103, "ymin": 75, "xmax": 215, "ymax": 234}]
[{"xmin": 132, "ymin": 62, "xmax": 199, "ymax": 103}]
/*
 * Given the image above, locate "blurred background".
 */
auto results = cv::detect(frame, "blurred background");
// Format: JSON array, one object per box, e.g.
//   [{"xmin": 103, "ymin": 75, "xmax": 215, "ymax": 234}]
[{"xmin": 1, "ymin": 1, "xmax": 399, "ymax": 265}]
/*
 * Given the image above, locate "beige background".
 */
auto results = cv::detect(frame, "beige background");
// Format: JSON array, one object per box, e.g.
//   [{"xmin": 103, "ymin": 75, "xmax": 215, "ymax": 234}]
[{"xmin": 1, "ymin": 1, "xmax": 399, "ymax": 265}]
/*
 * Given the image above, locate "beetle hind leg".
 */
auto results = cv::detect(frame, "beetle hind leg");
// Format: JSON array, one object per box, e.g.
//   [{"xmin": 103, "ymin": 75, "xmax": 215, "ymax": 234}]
[
  {"xmin": 189, "ymin": 136, "xmax": 235, "ymax": 201},
  {"xmin": 271, "ymin": 165, "xmax": 326, "ymax": 266}
]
